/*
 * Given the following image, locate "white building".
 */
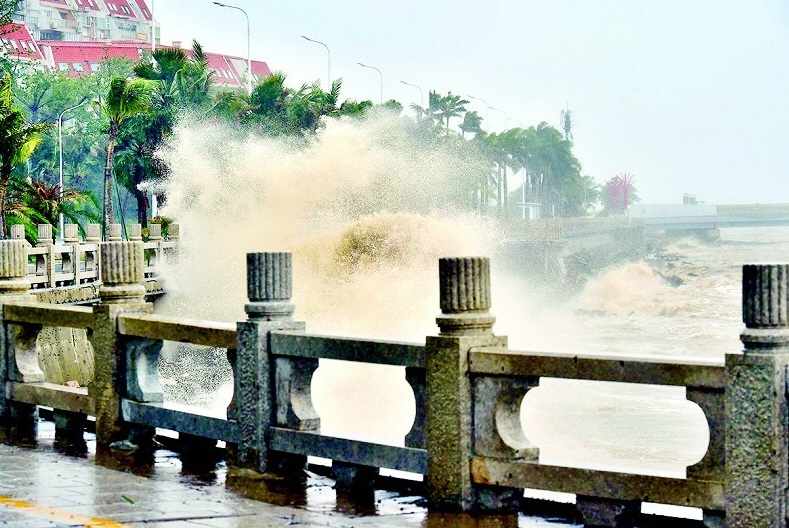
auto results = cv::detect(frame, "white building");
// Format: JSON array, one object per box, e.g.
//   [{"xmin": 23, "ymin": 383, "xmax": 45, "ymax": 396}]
[{"xmin": 12, "ymin": 0, "xmax": 159, "ymax": 44}]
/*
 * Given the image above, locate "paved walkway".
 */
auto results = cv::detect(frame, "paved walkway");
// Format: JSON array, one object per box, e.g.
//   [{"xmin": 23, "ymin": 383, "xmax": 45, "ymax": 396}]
[{"xmin": 0, "ymin": 421, "xmax": 574, "ymax": 528}]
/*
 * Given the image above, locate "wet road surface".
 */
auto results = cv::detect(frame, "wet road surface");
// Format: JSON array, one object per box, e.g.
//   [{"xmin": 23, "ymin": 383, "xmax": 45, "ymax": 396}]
[{"xmin": 0, "ymin": 420, "xmax": 574, "ymax": 527}]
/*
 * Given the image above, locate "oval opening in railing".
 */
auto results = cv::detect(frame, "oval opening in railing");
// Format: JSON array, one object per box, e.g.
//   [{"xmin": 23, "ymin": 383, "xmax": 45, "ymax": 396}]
[
  {"xmin": 520, "ymin": 378, "xmax": 709, "ymax": 478},
  {"xmin": 312, "ymin": 360, "xmax": 416, "ymax": 446}
]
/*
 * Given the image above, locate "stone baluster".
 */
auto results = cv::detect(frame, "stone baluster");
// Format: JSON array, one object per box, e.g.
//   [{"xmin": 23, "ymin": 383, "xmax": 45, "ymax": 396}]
[
  {"xmin": 36, "ymin": 224, "xmax": 55, "ymax": 288},
  {"xmin": 84, "ymin": 224, "xmax": 100, "ymax": 279},
  {"xmin": 148, "ymin": 224, "xmax": 162, "ymax": 241},
  {"xmin": 128, "ymin": 224, "xmax": 142, "ymax": 242},
  {"xmin": 9, "ymin": 224, "xmax": 26, "ymax": 243},
  {"xmin": 90, "ymin": 241, "xmax": 151, "ymax": 450},
  {"xmin": 168, "ymin": 223, "xmax": 180, "ymax": 241},
  {"xmin": 235, "ymin": 252, "xmax": 307, "ymax": 474},
  {"xmin": 61, "ymin": 224, "xmax": 79, "ymax": 283},
  {"xmin": 427, "ymin": 257, "xmax": 517, "ymax": 512},
  {"xmin": 0, "ymin": 240, "xmax": 39, "ymax": 444},
  {"xmin": 37, "ymin": 224, "xmax": 53, "ymax": 247},
  {"xmin": 63, "ymin": 224, "xmax": 79, "ymax": 245},
  {"xmin": 147, "ymin": 224, "xmax": 162, "ymax": 274},
  {"xmin": 725, "ymin": 264, "xmax": 789, "ymax": 528},
  {"xmin": 85, "ymin": 224, "xmax": 101, "ymax": 244},
  {"xmin": 107, "ymin": 223, "xmax": 122, "ymax": 242}
]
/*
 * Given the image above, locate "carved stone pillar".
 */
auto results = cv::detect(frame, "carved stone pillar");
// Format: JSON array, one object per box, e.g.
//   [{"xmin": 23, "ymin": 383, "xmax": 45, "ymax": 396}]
[
  {"xmin": 168, "ymin": 224, "xmax": 180, "ymax": 241},
  {"xmin": 63, "ymin": 224, "xmax": 79, "ymax": 245},
  {"xmin": 128, "ymin": 224, "xmax": 142, "ymax": 242},
  {"xmin": 0, "ymin": 240, "xmax": 37, "ymax": 443},
  {"xmin": 235, "ymin": 252, "xmax": 306, "ymax": 474},
  {"xmin": 726, "ymin": 264, "xmax": 789, "ymax": 528},
  {"xmin": 85, "ymin": 224, "xmax": 101, "ymax": 244},
  {"xmin": 107, "ymin": 224, "xmax": 122, "ymax": 242},
  {"xmin": 426, "ymin": 257, "xmax": 513, "ymax": 512},
  {"xmin": 90, "ymin": 241, "xmax": 150, "ymax": 448}
]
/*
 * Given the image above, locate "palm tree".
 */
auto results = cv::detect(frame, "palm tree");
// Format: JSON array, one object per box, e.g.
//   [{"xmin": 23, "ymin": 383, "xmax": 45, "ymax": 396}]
[
  {"xmin": 101, "ymin": 77, "xmax": 152, "ymax": 237},
  {"xmin": 428, "ymin": 90, "xmax": 469, "ymax": 133},
  {"xmin": 0, "ymin": 72, "xmax": 51, "ymax": 238},
  {"xmin": 8, "ymin": 179, "xmax": 100, "ymax": 236},
  {"xmin": 459, "ymin": 110, "xmax": 483, "ymax": 138}
]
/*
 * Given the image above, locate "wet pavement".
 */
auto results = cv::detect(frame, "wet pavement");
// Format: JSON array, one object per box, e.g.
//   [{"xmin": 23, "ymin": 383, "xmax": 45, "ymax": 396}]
[{"xmin": 0, "ymin": 419, "xmax": 575, "ymax": 527}]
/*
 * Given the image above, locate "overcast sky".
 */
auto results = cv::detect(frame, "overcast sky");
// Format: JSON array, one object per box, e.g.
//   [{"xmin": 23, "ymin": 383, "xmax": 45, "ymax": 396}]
[{"xmin": 155, "ymin": 1, "xmax": 789, "ymax": 205}]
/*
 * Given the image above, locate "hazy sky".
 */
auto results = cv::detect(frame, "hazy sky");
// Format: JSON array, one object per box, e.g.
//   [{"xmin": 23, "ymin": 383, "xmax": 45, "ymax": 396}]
[{"xmin": 155, "ymin": 1, "xmax": 789, "ymax": 205}]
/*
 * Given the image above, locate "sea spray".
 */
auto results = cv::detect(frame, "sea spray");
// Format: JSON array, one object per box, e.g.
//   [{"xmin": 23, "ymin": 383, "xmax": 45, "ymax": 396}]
[{"xmin": 155, "ymin": 111, "xmax": 495, "ymax": 442}]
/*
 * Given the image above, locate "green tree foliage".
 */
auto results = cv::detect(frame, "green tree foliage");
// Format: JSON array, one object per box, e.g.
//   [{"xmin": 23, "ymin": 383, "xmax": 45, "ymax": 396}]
[
  {"xmin": 101, "ymin": 77, "xmax": 153, "ymax": 235},
  {"xmin": 114, "ymin": 41, "xmax": 213, "ymax": 225},
  {"xmin": 7, "ymin": 179, "xmax": 99, "ymax": 236},
  {"xmin": 0, "ymin": 71, "xmax": 50, "ymax": 237},
  {"xmin": 427, "ymin": 90, "xmax": 469, "ymax": 133}
]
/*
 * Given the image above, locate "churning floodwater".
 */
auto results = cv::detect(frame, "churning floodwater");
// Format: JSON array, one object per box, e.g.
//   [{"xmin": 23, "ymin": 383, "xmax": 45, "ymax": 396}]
[{"xmin": 153, "ymin": 113, "xmax": 789, "ymax": 494}]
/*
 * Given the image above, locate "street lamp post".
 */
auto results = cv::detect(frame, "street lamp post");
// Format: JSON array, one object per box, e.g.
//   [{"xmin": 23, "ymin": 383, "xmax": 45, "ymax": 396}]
[
  {"xmin": 489, "ymin": 106, "xmax": 508, "ymax": 132},
  {"xmin": 358, "ymin": 62, "xmax": 383, "ymax": 104},
  {"xmin": 400, "ymin": 80, "xmax": 423, "ymax": 107},
  {"xmin": 301, "ymin": 36, "xmax": 330, "ymax": 91},
  {"xmin": 213, "ymin": 2, "xmax": 252, "ymax": 96},
  {"xmin": 467, "ymin": 95, "xmax": 490, "ymax": 129},
  {"xmin": 58, "ymin": 99, "xmax": 88, "ymax": 237}
]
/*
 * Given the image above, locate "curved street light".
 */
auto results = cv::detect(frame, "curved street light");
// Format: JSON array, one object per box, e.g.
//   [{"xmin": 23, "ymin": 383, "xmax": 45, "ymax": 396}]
[
  {"xmin": 301, "ymin": 36, "xmax": 331, "ymax": 91},
  {"xmin": 213, "ymin": 1, "xmax": 252, "ymax": 96},
  {"xmin": 400, "ymin": 80, "xmax": 423, "ymax": 107},
  {"xmin": 466, "ymin": 95, "xmax": 490, "ymax": 128},
  {"xmin": 506, "ymin": 117, "xmax": 524, "ymax": 129},
  {"xmin": 58, "ymin": 99, "xmax": 89, "ymax": 237},
  {"xmin": 358, "ymin": 62, "xmax": 383, "ymax": 104}
]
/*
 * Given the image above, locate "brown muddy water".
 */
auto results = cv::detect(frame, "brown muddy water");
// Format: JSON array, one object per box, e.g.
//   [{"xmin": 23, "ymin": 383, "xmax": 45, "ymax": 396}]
[{"xmin": 162, "ymin": 227, "xmax": 789, "ymax": 485}]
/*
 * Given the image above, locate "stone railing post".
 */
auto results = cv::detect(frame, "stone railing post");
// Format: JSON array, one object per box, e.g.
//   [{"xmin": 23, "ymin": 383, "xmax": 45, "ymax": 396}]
[
  {"xmin": 168, "ymin": 223, "xmax": 180, "ymax": 242},
  {"xmin": 36, "ymin": 224, "xmax": 55, "ymax": 288},
  {"xmin": 85, "ymin": 224, "xmax": 101, "ymax": 244},
  {"xmin": 63, "ymin": 224, "xmax": 79, "ymax": 245},
  {"xmin": 726, "ymin": 264, "xmax": 789, "ymax": 528},
  {"xmin": 426, "ymin": 257, "xmax": 511, "ymax": 512},
  {"xmin": 84, "ymin": 224, "xmax": 100, "ymax": 280},
  {"xmin": 62, "ymin": 224, "xmax": 79, "ymax": 284},
  {"xmin": 9, "ymin": 224, "xmax": 26, "ymax": 243},
  {"xmin": 90, "ymin": 241, "xmax": 151, "ymax": 450},
  {"xmin": 235, "ymin": 252, "xmax": 307, "ymax": 474},
  {"xmin": 107, "ymin": 224, "xmax": 122, "ymax": 242},
  {"xmin": 0, "ymin": 240, "xmax": 38, "ymax": 444},
  {"xmin": 129, "ymin": 224, "xmax": 142, "ymax": 242}
]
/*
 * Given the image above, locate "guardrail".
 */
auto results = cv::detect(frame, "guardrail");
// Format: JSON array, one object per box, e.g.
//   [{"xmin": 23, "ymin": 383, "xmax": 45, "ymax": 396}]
[
  {"xmin": 503, "ymin": 216, "xmax": 644, "ymax": 241},
  {"xmin": 0, "ymin": 240, "xmax": 787, "ymax": 527},
  {"xmin": 9, "ymin": 222, "xmax": 178, "ymax": 290}
]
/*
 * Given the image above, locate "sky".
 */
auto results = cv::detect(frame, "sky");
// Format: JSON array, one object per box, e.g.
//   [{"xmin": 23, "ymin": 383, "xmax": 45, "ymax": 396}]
[{"xmin": 154, "ymin": 0, "xmax": 789, "ymax": 205}]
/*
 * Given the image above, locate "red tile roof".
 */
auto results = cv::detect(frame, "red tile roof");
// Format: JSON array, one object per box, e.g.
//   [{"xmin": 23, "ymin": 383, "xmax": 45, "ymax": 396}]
[
  {"xmin": 132, "ymin": 0, "xmax": 153, "ymax": 21},
  {"xmin": 5, "ymin": 23, "xmax": 271, "ymax": 87},
  {"xmin": 0, "ymin": 24, "xmax": 44, "ymax": 60},
  {"xmin": 72, "ymin": 0, "xmax": 101, "ymax": 12},
  {"xmin": 41, "ymin": 40, "xmax": 144, "ymax": 76},
  {"xmin": 102, "ymin": 0, "xmax": 138, "ymax": 19},
  {"xmin": 38, "ymin": 40, "xmax": 272, "ymax": 86}
]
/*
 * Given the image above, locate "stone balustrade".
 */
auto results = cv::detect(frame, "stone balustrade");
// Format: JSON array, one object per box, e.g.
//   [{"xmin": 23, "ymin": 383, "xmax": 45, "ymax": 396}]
[
  {"xmin": 13, "ymin": 223, "xmax": 179, "ymax": 291},
  {"xmin": 0, "ymin": 242, "xmax": 787, "ymax": 527}
]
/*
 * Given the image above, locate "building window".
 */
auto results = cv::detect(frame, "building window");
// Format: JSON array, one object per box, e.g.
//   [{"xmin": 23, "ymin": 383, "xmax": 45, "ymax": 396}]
[
  {"xmin": 89, "ymin": 62, "xmax": 101, "ymax": 72},
  {"xmin": 120, "ymin": 5, "xmax": 130, "ymax": 14},
  {"xmin": 58, "ymin": 62, "xmax": 69, "ymax": 71},
  {"xmin": 72, "ymin": 62, "xmax": 84, "ymax": 72},
  {"xmin": 108, "ymin": 2, "xmax": 117, "ymax": 11}
]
